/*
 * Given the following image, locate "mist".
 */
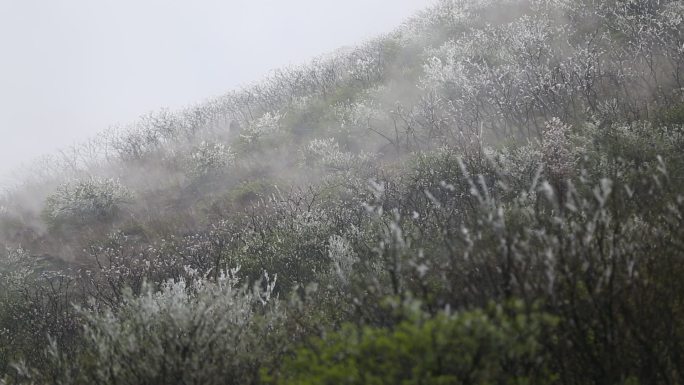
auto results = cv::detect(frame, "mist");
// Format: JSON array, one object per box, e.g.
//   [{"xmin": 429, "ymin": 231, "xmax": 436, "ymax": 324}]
[
  {"xmin": 0, "ymin": 0, "xmax": 431, "ymax": 184},
  {"xmin": 1, "ymin": 0, "xmax": 683, "ymax": 383}
]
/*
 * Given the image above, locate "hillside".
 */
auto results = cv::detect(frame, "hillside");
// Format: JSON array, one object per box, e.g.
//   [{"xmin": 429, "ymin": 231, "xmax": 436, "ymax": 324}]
[{"xmin": 1, "ymin": 0, "xmax": 684, "ymax": 384}]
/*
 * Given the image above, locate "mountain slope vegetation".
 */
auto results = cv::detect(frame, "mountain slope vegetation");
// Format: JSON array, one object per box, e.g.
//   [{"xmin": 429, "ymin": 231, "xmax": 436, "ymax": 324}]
[{"xmin": 2, "ymin": 0, "xmax": 684, "ymax": 383}]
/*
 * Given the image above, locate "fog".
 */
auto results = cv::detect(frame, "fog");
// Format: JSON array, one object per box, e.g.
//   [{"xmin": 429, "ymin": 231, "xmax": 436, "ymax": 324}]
[
  {"xmin": 2, "ymin": 0, "xmax": 683, "ymax": 381},
  {"xmin": 0, "ymin": 0, "xmax": 430, "ymax": 185}
]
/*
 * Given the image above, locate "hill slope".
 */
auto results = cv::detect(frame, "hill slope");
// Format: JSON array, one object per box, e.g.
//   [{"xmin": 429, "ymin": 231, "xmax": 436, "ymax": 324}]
[{"xmin": 2, "ymin": 0, "xmax": 684, "ymax": 384}]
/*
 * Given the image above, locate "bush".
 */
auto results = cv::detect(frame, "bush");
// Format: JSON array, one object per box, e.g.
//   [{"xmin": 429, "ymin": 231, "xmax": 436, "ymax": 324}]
[
  {"xmin": 185, "ymin": 141, "xmax": 235, "ymax": 179},
  {"xmin": 43, "ymin": 178, "xmax": 131, "ymax": 231},
  {"xmin": 36, "ymin": 269, "xmax": 284, "ymax": 385},
  {"xmin": 0, "ymin": 249, "xmax": 80, "ymax": 377},
  {"xmin": 269, "ymin": 300, "xmax": 558, "ymax": 385}
]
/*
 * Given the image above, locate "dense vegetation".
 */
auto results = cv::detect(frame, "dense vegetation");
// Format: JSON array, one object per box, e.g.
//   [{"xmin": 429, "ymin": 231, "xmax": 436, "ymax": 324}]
[{"xmin": 1, "ymin": 0, "xmax": 683, "ymax": 383}]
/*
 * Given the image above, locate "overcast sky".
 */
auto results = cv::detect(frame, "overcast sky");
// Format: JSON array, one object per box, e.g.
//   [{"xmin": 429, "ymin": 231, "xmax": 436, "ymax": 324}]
[{"xmin": 0, "ymin": 0, "xmax": 431, "ymax": 184}]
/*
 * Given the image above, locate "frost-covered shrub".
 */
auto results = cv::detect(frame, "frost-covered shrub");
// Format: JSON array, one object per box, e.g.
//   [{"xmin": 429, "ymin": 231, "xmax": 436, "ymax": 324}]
[
  {"xmin": 83, "ymin": 231, "xmax": 188, "ymax": 305},
  {"xmin": 223, "ymin": 185, "xmax": 371, "ymax": 295},
  {"xmin": 334, "ymin": 96, "xmax": 380, "ymax": 133},
  {"xmin": 301, "ymin": 138, "xmax": 348, "ymax": 167},
  {"xmin": 300, "ymin": 138, "xmax": 374, "ymax": 172},
  {"xmin": 43, "ymin": 270, "xmax": 284, "ymax": 385},
  {"xmin": 43, "ymin": 178, "xmax": 131, "ymax": 230},
  {"xmin": 599, "ymin": 121, "xmax": 684, "ymax": 164},
  {"xmin": 185, "ymin": 141, "xmax": 235, "ymax": 178},
  {"xmin": 239, "ymin": 111, "xmax": 283, "ymax": 145},
  {"xmin": 382, "ymin": 148, "xmax": 684, "ymax": 384},
  {"xmin": 419, "ymin": 0, "xmax": 683, "ymax": 139},
  {"xmin": 236, "ymin": 205, "xmax": 333, "ymax": 292},
  {"xmin": 0, "ymin": 248, "xmax": 34, "ymax": 291},
  {"xmin": 542, "ymin": 118, "xmax": 574, "ymax": 183},
  {"xmin": 420, "ymin": 13, "xmax": 571, "ymax": 137},
  {"xmin": 327, "ymin": 235, "xmax": 358, "ymax": 286}
]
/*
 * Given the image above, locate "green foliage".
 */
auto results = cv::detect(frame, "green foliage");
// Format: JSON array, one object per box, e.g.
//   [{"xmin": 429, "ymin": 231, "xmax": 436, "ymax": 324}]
[{"xmin": 270, "ymin": 301, "xmax": 558, "ymax": 385}]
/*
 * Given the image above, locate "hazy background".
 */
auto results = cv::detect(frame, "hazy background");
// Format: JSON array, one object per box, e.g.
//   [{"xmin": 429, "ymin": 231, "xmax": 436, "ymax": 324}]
[{"xmin": 0, "ymin": 0, "xmax": 430, "ymax": 185}]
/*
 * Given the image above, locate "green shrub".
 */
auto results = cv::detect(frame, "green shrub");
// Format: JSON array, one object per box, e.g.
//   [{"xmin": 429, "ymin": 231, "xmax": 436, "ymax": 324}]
[{"xmin": 269, "ymin": 301, "xmax": 558, "ymax": 385}]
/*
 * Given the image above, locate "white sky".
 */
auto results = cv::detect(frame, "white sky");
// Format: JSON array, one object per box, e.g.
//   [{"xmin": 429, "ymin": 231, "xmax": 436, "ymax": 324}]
[{"xmin": 0, "ymin": 0, "xmax": 431, "ymax": 184}]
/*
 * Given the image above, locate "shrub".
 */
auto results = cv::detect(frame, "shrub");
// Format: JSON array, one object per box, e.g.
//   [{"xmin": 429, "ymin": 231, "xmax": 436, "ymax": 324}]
[
  {"xmin": 37, "ymin": 269, "xmax": 284, "ymax": 385},
  {"xmin": 238, "ymin": 111, "xmax": 284, "ymax": 147},
  {"xmin": 43, "ymin": 178, "xmax": 131, "ymax": 231},
  {"xmin": 0, "ymin": 249, "xmax": 80, "ymax": 377},
  {"xmin": 269, "ymin": 300, "xmax": 558, "ymax": 385},
  {"xmin": 186, "ymin": 141, "xmax": 235, "ymax": 179},
  {"xmin": 300, "ymin": 138, "xmax": 374, "ymax": 173}
]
